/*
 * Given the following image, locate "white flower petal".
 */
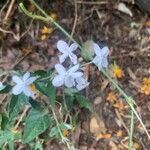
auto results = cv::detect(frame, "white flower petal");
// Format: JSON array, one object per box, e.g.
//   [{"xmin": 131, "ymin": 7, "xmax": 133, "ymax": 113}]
[
  {"xmin": 93, "ymin": 43, "xmax": 101, "ymax": 56},
  {"xmin": 68, "ymin": 64, "xmax": 79, "ymax": 73},
  {"xmin": 92, "ymin": 56, "xmax": 100, "ymax": 65},
  {"xmin": 52, "ymin": 75, "xmax": 64, "ymax": 87},
  {"xmin": 69, "ymin": 43, "xmax": 78, "ymax": 52},
  {"xmin": 26, "ymin": 77, "xmax": 37, "ymax": 85},
  {"xmin": 23, "ymin": 86, "xmax": 33, "ymax": 97},
  {"xmin": 76, "ymin": 77, "xmax": 89, "ymax": 91},
  {"xmin": 76, "ymin": 77, "xmax": 85, "ymax": 84},
  {"xmin": 12, "ymin": 76, "xmax": 22, "ymax": 84},
  {"xmin": 102, "ymin": 57, "xmax": 108, "ymax": 68},
  {"xmin": 23, "ymin": 72, "xmax": 30, "ymax": 81},
  {"xmin": 12, "ymin": 84, "xmax": 23, "ymax": 95},
  {"xmin": 59, "ymin": 54, "xmax": 68, "ymax": 63},
  {"xmin": 55, "ymin": 64, "xmax": 66, "ymax": 75},
  {"xmin": 64, "ymin": 76, "xmax": 75, "ymax": 87},
  {"xmin": 57, "ymin": 40, "xmax": 69, "ymax": 53},
  {"xmin": 97, "ymin": 62, "xmax": 103, "ymax": 70},
  {"xmin": 101, "ymin": 46, "xmax": 109, "ymax": 57},
  {"xmin": 71, "ymin": 72, "xmax": 83, "ymax": 78},
  {"xmin": 76, "ymin": 84, "xmax": 86, "ymax": 91},
  {"xmin": 69, "ymin": 53, "xmax": 77, "ymax": 64}
]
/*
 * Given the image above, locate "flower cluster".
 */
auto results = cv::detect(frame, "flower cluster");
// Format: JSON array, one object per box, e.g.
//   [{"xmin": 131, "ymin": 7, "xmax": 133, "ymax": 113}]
[
  {"xmin": 52, "ymin": 40, "xmax": 109, "ymax": 90},
  {"xmin": 10, "ymin": 40, "xmax": 109, "ymax": 97},
  {"xmin": 52, "ymin": 40, "xmax": 89, "ymax": 90},
  {"xmin": 52, "ymin": 64, "xmax": 89, "ymax": 90}
]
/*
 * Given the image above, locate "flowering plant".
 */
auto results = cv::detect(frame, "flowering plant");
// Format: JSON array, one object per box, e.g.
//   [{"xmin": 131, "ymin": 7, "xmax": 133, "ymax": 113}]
[
  {"xmin": 1, "ymin": 36, "xmax": 108, "ymax": 148},
  {"xmin": 0, "ymin": 1, "xmax": 149, "ymax": 150}
]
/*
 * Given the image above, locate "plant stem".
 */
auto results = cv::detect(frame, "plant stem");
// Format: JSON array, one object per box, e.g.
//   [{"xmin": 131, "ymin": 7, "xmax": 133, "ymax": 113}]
[
  {"xmin": 129, "ymin": 109, "xmax": 134, "ymax": 150},
  {"xmin": 51, "ymin": 107, "xmax": 74, "ymax": 150}
]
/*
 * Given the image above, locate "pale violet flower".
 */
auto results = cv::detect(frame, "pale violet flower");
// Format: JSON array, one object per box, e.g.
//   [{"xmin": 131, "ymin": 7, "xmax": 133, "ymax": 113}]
[
  {"xmin": 57, "ymin": 40, "xmax": 78, "ymax": 64},
  {"xmin": 75, "ymin": 77, "xmax": 89, "ymax": 91},
  {"xmin": 52, "ymin": 64, "xmax": 83, "ymax": 88},
  {"xmin": 0, "ymin": 82, "xmax": 6, "ymax": 91},
  {"xmin": 12, "ymin": 72, "xmax": 37, "ymax": 98},
  {"xmin": 92, "ymin": 43, "xmax": 109, "ymax": 70}
]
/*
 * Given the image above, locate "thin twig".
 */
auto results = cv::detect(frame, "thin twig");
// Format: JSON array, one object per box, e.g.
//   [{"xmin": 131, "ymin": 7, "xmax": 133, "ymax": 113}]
[
  {"xmin": 77, "ymin": 1, "xmax": 108, "ymax": 5},
  {"xmin": 14, "ymin": 106, "xmax": 30, "ymax": 130},
  {"xmin": 0, "ymin": 27, "xmax": 20, "ymax": 41},
  {"xmin": 0, "ymin": 20, "xmax": 33, "ymax": 41},
  {"xmin": 4, "ymin": 0, "xmax": 15, "ymax": 21},
  {"xmin": 68, "ymin": 0, "xmax": 78, "ymax": 44},
  {"xmin": 115, "ymin": 109, "xmax": 129, "ymax": 135},
  {"xmin": 0, "ymin": 0, "xmax": 9, "ymax": 18},
  {"xmin": 12, "ymin": 52, "xmax": 31, "ymax": 68}
]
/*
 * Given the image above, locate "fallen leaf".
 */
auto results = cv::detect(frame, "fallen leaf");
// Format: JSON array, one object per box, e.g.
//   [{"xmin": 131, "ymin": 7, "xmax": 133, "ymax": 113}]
[
  {"xmin": 116, "ymin": 129, "xmax": 124, "ymax": 137},
  {"xmin": 90, "ymin": 113, "xmax": 106, "ymax": 135},
  {"xmin": 94, "ymin": 96, "xmax": 102, "ymax": 105},
  {"xmin": 118, "ymin": 3, "xmax": 133, "ymax": 17}
]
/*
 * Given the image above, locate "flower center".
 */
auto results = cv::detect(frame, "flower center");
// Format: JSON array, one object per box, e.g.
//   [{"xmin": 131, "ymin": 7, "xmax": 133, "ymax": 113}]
[{"xmin": 28, "ymin": 84, "xmax": 40, "ymax": 98}]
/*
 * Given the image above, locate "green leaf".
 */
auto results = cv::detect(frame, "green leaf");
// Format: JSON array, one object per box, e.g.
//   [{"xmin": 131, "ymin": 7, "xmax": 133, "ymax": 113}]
[
  {"xmin": 64, "ymin": 88, "xmax": 78, "ymax": 96},
  {"xmin": 1, "ymin": 113, "xmax": 9, "ymax": 130},
  {"xmin": 47, "ymin": 82, "xmax": 56, "ymax": 108},
  {"xmin": 35, "ymin": 82, "xmax": 56, "ymax": 108},
  {"xmin": 34, "ymin": 142, "xmax": 43, "ymax": 150},
  {"xmin": 0, "ymin": 85, "xmax": 12, "ymax": 94},
  {"xmin": 33, "ymin": 70, "xmax": 47, "ymax": 76},
  {"xmin": 8, "ymin": 94, "xmax": 29, "ymax": 121},
  {"xmin": 0, "ymin": 129, "xmax": 20, "ymax": 148},
  {"xmin": 29, "ymin": 98, "xmax": 42, "ymax": 111},
  {"xmin": 8, "ymin": 140, "xmax": 14, "ymax": 150},
  {"xmin": 35, "ymin": 82, "xmax": 47, "ymax": 96},
  {"xmin": 64, "ymin": 95, "xmax": 74, "ymax": 111},
  {"xmin": 49, "ymin": 122, "xmax": 72, "ymax": 139},
  {"xmin": 75, "ymin": 94, "xmax": 93, "ymax": 112},
  {"xmin": 23, "ymin": 109, "xmax": 52, "ymax": 143},
  {"xmin": 49, "ymin": 126, "xmax": 59, "ymax": 138},
  {"xmin": 0, "ymin": 130, "xmax": 14, "ymax": 147},
  {"xmin": 33, "ymin": 70, "xmax": 52, "ymax": 81},
  {"xmin": 0, "ymin": 114, "xmax": 2, "ymax": 129},
  {"xmin": 59, "ymin": 123, "xmax": 73, "ymax": 130}
]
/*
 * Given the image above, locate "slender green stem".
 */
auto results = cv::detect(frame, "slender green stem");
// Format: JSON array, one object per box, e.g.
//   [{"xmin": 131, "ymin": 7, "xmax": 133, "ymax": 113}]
[
  {"xmin": 19, "ymin": 3, "xmax": 48, "ymax": 21},
  {"xmin": 129, "ymin": 109, "xmax": 134, "ymax": 150}
]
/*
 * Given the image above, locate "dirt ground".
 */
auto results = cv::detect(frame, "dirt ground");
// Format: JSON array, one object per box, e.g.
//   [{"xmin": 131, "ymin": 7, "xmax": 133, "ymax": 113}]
[{"xmin": 0, "ymin": 0, "xmax": 150, "ymax": 149}]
